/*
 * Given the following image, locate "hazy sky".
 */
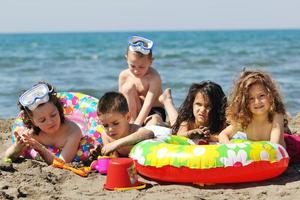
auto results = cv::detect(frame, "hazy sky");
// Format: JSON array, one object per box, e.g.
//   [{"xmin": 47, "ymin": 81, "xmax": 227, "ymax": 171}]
[{"xmin": 0, "ymin": 0, "xmax": 300, "ymax": 33}]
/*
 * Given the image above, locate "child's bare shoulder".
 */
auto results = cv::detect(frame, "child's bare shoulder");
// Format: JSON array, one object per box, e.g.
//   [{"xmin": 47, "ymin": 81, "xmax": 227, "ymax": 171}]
[
  {"xmin": 179, "ymin": 121, "xmax": 189, "ymax": 129},
  {"xmin": 273, "ymin": 113, "xmax": 284, "ymax": 123},
  {"xmin": 119, "ymin": 69, "xmax": 132, "ymax": 86},
  {"xmin": 147, "ymin": 67, "xmax": 161, "ymax": 82},
  {"xmin": 149, "ymin": 67, "xmax": 161, "ymax": 76},
  {"xmin": 119, "ymin": 68, "xmax": 130, "ymax": 78},
  {"xmin": 65, "ymin": 120, "xmax": 82, "ymax": 137}
]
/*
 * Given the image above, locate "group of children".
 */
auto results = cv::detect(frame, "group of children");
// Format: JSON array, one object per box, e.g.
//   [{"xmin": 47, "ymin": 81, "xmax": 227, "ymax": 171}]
[{"xmin": 4, "ymin": 35, "xmax": 299, "ymax": 166}]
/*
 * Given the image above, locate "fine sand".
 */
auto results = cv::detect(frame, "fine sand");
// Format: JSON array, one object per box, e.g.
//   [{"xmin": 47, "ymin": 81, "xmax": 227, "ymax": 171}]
[{"xmin": 1, "ymin": 114, "xmax": 300, "ymax": 200}]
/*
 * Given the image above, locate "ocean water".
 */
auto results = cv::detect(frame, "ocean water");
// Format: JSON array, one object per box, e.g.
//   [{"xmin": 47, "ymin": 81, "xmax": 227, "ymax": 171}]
[{"xmin": 0, "ymin": 30, "xmax": 300, "ymax": 119}]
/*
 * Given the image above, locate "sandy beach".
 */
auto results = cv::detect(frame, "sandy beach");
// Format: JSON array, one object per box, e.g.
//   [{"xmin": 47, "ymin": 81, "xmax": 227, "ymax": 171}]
[{"xmin": 1, "ymin": 115, "xmax": 300, "ymax": 200}]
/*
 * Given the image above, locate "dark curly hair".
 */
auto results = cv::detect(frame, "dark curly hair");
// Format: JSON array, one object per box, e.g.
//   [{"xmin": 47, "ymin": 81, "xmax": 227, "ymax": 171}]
[
  {"xmin": 19, "ymin": 81, "xmax": 65, "ymax": 135},
  {"xmin": 226, "ymin": 69, "xmax": 286, "ymax": 129},
  {"xmin": 172, "ymin": 81, "xmax": 227, "ymax": 135}
]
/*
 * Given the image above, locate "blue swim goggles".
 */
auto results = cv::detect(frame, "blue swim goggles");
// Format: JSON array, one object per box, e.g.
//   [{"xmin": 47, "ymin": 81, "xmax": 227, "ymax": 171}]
[
  {"xmin": 19, "ymin": 83, "xmax": 53, "ymax": 111},
  {"xmin": 128, "ymin": 36, "xmax": 154, "ymax": 55}
]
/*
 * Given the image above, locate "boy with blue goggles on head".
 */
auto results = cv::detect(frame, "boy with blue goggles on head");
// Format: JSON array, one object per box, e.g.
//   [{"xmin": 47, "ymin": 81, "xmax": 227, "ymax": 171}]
[{"xmin": 118, "ymin": 35, "xmax": 166, "ymax": 126}]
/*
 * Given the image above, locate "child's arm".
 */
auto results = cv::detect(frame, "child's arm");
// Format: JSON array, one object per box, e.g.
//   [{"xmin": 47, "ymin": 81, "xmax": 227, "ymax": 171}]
[
  {"xmin": 4, "ymin": 132, "xmax": 27, "ymax": 160},
  {"xmin": 177, "ymin": 122, "xmax": 210, "ymax": 139},
  {"xmin": 87, "ymin": 133, "xmax": 109, "ymax": 163},
  {"xmin": 59, "ymin": 128, "xmax": 82, "ymax": 163},
  {"xmin": 101, "ymin": 127, "xmax": 154, "ymax": 156},
  {"xmin": 176, "ymin": 121, "xmax": 190, "ymax": 136},
  {"xmin": 4, "ymin": 129, "xmax": 35, "ymax": 161},
  {"xmin": 59, "ymin": 125, "xmax": 82, "ymax": 163},
  {"xmin": 23, "ymin": 135, "xmax": 56, "ymax": 164},
  {"xmin": 134, "ymin": 75, "xmax": 162, "ymax": 126},
  {"xmin": 23, "ymin": 126, "xmax": 82, "ymax": 164},
  {"xmin": 270, "ymin": 113, "xmax": 286, "ymax": 148},
  {"xmin": 218, "ymin": 125, "xmax": 238, "ymax": 144}
]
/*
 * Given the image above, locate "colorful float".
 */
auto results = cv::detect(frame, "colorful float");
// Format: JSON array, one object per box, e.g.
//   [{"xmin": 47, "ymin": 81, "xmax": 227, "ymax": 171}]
[
  {"xmin": 130, "ymin": 135, "xmax": 289, "ymax": 184},
  {"xmin": 12, "ymin": 92, "xmax": 105, "ymax": 162}
]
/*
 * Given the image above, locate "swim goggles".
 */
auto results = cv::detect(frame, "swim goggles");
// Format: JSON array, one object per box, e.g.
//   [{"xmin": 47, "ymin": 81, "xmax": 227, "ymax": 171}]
[
  {"xmin": 128, "ymin": 36, "xmax": 154, "ymax": 55},
  {"xmin": 19, "ymin": 83, "xmax": 53, "ymax": 111}
]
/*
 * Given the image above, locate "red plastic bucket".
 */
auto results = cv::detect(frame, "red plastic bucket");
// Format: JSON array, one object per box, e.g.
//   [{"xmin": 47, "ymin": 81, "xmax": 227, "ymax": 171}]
[{"xmin": 104, "ymin": 158, "xmax": 145, "ymax": 191}]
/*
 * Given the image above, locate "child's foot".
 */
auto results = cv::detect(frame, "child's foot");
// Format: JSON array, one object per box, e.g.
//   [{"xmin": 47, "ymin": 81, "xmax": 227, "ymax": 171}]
[{"xmin": 159, "ymin": 88, "xmax": 173, "ymax": 105}]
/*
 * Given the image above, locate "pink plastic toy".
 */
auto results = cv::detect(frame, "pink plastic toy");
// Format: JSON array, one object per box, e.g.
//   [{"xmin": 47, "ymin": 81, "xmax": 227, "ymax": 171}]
[{"xmin": 91, "ymin": 156, "xmax": 111, "ymax": 174}]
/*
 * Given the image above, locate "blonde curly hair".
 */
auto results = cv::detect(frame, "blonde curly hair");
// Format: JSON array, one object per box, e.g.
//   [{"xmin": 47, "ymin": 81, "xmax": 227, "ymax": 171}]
[{"xmin": 226, "ymin": 69, "xmax": 286, "ymax": 129}]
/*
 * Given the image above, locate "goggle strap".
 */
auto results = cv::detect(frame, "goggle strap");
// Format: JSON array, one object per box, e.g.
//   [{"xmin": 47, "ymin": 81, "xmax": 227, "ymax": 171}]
[
  {"xmin": 48, "ymin": 85, "xmax": 54, "ymax": 93},
  {"xmin": 128, "ymin": 46, "xmax": 150, "ymax": 55}
]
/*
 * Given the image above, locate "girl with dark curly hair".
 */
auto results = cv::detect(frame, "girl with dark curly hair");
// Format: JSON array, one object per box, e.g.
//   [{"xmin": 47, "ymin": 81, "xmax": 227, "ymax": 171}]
[{"xmin": 160, "ymin": 81, "xmax": 227, "ymax": 144}]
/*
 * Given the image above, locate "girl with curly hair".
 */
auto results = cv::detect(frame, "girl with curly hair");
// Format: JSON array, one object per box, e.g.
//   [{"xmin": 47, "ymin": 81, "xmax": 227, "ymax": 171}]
[
  {"xmin": 218, "ymin": 69, "xmax": 287, "ymax": 147},
  {"xmin": 160, "ymin": 81, "xmax": 227, "ymax": 144}
]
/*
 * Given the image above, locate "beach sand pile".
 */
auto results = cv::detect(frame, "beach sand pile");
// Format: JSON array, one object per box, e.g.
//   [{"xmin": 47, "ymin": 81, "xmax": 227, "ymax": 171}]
[{"xmin": 1, "ymin": 115, "xmax": 300, "ymax": 200}]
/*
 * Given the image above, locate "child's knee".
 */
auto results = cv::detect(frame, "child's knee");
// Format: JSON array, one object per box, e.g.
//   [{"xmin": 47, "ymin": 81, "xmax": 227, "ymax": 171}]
[{"xmin": 121, "ymin": 82, "xmax": 136, "ymax": 95}]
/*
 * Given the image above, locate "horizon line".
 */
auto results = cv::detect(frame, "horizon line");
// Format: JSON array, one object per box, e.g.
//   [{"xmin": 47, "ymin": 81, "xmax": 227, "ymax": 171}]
[{"xmin": 0, "ymin": 27, "xmax": 300, "ymax": 35}]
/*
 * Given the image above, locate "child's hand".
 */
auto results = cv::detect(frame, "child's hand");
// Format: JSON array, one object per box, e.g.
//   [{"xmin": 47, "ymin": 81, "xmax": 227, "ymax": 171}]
[
  {"xmin": 14, "ymin": 128, "xmax": 34, "ymax": 146},
  {"xmin": 86, "ymin": 144, "xmax": 103, "ymax": 165},
  {"xmin": 101, "ymin": 142, "xmax": 119, "ymax": 156},
  {"xmin": 14, "ymin": 131, "xmax": 26, "ymax": 146},
  {"xmin": 187, "ymin": 126, "xmax": 210, "ymax": 139},
  {"xmin": 21, "ymin": 133, "xmax": 41, "ymax": 150},
  {"xmin": 14, "ymin": 129, "xmax": 43, "ymax": 152}
]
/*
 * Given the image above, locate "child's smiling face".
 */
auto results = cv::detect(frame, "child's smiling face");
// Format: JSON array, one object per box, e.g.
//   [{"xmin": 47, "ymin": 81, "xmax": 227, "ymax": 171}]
[
  {"xmin": 98, "ymin": 112, "xmax": 130, "ymax": 140},
  {"xmin": 248, "ymin": 83, "xmax": 271, "ymax": 116}
]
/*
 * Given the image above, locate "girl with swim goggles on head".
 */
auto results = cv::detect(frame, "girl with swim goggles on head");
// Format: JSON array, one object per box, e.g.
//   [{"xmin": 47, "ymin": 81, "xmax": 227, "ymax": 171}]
[{"xmin": 5, "ymin": 82, "xmax": 83, "ymax": 165}]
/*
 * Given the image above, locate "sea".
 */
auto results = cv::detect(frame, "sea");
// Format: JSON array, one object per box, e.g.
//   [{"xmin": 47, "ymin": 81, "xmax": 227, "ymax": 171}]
[{"xmin": 0, "ymin": 30, "xmax": 300, "ymax": 119}]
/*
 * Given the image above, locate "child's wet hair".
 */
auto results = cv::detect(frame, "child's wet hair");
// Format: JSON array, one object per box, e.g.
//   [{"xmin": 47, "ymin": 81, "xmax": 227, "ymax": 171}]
[
  {"xmin": 226, "ymin": 69, "xmax": 286, "ymax": 129},
  {"xmin": 19, "ymin": 81, "xmax": 65, "ymax": 135},
  {"xmin": 172, "ymin": 81, "xmax": 227, "ymax": 134},
  {"xmin": 97, "ymin": 92, "xmax": 129, "ymax": 115}
]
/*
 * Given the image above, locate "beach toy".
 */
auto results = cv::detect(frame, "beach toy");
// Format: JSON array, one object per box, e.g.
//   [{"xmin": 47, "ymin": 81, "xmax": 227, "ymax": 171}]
[
  {"xmin": 11, "ymin": 92, "xmax": 106, "ymax": 162},
  {"xmin": 104, "ymin": 158, "xmax": 146, "ymax": 191},
  {"xmin": 3, "ymin": 157, "xmax": 12, "ymax": 164},
  {"xmin": 130, "ymin": 135, "xmax": 289, "ymax": 184},
  {"xmin": 52, "ymin": 157, "xmax": 90, "ymax": 177},
  {"xmin": 91, "ymin": 156, "xmax": 111, "ymax": 174}
]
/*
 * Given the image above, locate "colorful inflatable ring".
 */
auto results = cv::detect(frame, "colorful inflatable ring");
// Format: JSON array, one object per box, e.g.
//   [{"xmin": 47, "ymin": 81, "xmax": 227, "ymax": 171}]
[
  {"xmin": 12, "ymin": 92, "xmax": 106, "ymax": 162},
  {"xmin": 130, "ymin": 135, "xmax": 289, "ymax": 184}
]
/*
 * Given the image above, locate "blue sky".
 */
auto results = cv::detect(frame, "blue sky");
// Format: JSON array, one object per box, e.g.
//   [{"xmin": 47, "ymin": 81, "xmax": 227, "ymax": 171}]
[{"xmin": 0, "ymin": 0, "xmax": 299, "ymax": 33}]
